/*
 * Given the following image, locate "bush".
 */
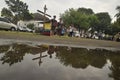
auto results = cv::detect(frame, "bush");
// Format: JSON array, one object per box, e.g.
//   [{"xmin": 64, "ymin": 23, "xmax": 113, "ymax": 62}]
[{"xmin": 27, "ymin": 23, "xmax": 34, "ymax": 30}]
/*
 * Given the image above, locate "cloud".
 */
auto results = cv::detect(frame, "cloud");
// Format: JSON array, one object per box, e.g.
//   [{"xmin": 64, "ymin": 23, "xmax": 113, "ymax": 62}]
[{"xmin": 0, "ymin": 0, "xmax": 120, "ymax": 20}]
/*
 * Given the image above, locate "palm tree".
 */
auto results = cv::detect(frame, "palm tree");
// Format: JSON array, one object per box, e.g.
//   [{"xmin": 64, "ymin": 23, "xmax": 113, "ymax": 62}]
[{"xmin": 115, "ymin": 6, "xmax": 120, "ymax": 20}]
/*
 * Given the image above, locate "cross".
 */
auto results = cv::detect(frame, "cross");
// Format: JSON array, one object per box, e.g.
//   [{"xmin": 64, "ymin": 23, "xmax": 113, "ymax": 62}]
[
  {"xmin": 37, "ymin": 5, "xmax": 51, "ymax": 18},
  {"xmin": 37, "ymin": 5, "xmax": 51, "ymax": 29},
  {"xmin": 43, "ymin": 5, "xmax": 47, "ymax": 26},
  {"xmin": 44, "ymin": 5, "xmax": 47, "ymax": 14}
]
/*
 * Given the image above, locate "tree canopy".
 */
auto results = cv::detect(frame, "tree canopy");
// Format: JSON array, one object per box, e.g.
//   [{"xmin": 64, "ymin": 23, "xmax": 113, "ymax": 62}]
[
  {"xmin": 1, "ymin": 0, "xmax": 33, "ymax": 24},
  {"xmin": 77, "ymin": 7, "xmax": 94, "ymax": 15},
  {"xmin": 95, "ymin": 12, "xmax": 111, "ymax": 32},
  {"xmin": 1, "ymin": 8, "xmax": 13, "ymax": 21},
  {"xmin": 60, "ymin": 8, "xmax": 92, "ymax": 30},
  {"xmin": 60, "ymin": 8, "xmax": 111, "ymax": 32},
  {"xmin": 115, "ymin": 6, "xmax": 120, "ymax": 21},
  {"xmin": 110, "ymin": 5, "xmax": 120, "ymax": 34}
]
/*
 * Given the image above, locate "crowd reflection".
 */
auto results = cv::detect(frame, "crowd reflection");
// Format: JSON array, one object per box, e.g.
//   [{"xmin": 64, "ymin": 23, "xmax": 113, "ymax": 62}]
[{"xmin": 0, "ymin": 43, "xmax": 120, "ymax": 80}]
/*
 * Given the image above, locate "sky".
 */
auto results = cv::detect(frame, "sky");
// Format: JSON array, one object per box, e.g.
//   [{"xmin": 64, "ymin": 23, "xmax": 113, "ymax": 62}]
[{"xmin": 0, "ymin": 0, "xmax": 120, "ymax": 21}]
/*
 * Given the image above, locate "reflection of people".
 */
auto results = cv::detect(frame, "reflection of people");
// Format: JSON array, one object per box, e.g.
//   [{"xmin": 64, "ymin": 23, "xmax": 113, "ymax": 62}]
[
  {"xmin": 47, "ymin": 45, "xmax": 56, "ymax": 58},
  {"xmin": 51, "ymin": 15, "xmax": 58, "ymax": 35}
]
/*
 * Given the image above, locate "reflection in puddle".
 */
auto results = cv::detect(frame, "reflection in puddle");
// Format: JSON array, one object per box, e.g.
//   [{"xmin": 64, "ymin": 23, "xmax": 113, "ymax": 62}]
[{"xmin": 0, "ymin": 43, "xmax": 120, "ymax": 80}]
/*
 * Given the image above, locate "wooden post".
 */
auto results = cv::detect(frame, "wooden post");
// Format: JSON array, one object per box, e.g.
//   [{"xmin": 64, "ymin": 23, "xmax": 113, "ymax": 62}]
[{"xmin": 43, "ymin": 5, "xmax": 47, "ymax": 28}]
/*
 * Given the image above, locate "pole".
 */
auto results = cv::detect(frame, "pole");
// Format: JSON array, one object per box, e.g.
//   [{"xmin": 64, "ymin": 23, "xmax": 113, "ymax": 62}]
[{"xmin": 43, "ymin": 5, "xmax": 47, "ymax": 28}]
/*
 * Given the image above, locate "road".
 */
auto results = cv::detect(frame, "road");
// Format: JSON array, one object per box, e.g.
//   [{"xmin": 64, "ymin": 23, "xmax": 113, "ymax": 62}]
[{"xmin": 0, "ymin": 31, "xmax": 120, "ymax": 50}]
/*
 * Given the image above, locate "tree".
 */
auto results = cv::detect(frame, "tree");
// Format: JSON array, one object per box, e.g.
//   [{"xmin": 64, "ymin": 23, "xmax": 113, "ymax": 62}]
[
  {"xmin": 77, "ymin": 7, "xmax": 94, "ymax": 15},
  {"xmin": 110, "ymin": 22, "xmax": 120, "ymax": 35},
  {"xmin": 60, "ymin": 8, "xmax": 112, "ymax": 32},
  {"xmin": 22, "ymin": 11, "xmax": 33, "ymax": 21},
  {"xmin": 115, "ymin": 6, "xmax": 120, "ymax": 21},
  {"xmin": 114, "ymin": 5, "xmax": 120, "ymax": 28},
  {"xmin": 60, "ymin": 7, "xmax": 99, "ymax": 31},
  {"xmin": 95, "ymin": 12, "xmax": 111, "ymax": 33},
  {"xmin": 4, "ymin": 0, "xmax": 33, "ymax": 23},
  {"xmin": 108, "ymin": 6, "xmax": 120, "ymax": 35},
  {"xmin": 1, "ymin": 8, "xmax": 13, "ymax": 21},
  {"xmin": 5, "ymin": 0, "xmax": 28, "ymax": 15},
  {"xmin": 60, "ymin": 8, "xmax": 91, "ymax": 30},
  {"xmin": 88, "ymin": 15, "xmax": 99, "ymax": 31}
]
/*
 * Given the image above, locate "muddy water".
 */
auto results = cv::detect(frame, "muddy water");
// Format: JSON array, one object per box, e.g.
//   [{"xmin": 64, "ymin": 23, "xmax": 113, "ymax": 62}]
[{"xmin": 0, "ymin": 41, "xmax": 120, "ymax": 80}]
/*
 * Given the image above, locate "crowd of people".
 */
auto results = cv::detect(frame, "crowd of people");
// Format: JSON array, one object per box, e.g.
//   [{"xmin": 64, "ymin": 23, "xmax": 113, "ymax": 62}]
[
  {"xmin": 50, "ymin": 15, "xmax": 65, "ymax": 36},
  {"xmin": 50, "ymin": 15, "xmax": 79, "ymax": 37},
  {"xmin": 50, "ymin": 15, "xmax": 119, "ymax": 41}
]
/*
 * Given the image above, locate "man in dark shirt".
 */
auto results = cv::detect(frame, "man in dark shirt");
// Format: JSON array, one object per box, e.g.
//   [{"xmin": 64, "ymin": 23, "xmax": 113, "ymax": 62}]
[{"xmin": 51, "ymin": 15, "xmax": 57, "ymax": 35}]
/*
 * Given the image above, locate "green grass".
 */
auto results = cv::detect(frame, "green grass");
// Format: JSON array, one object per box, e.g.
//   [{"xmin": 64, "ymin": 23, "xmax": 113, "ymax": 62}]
[
  {"xmin": 0, "ymin": 31, "xmax": 85, "ymax": 42},
  {"xmin": 0, "ymin": 31, "xmax": 117, "ymax": 42},
  {"xmin": 0, "ymin": 31, "xmax": 40, "ymax": 37}
]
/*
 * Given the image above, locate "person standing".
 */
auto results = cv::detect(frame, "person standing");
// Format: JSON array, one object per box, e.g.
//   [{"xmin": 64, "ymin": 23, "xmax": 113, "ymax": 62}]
[
  {"xmin": 57, "ymin": 18, "xmax": 63, "ymax": 36},
  {"xmin": 51, "ymin": 15, "xmax": 58, "ymax": 35},
  {"xmin": 68, "ymin": 25, "xmax": 74, "ymax": 37},
  {"xmin": 61, "ymin": 25, "xmax": 66, "ymax": 36}
]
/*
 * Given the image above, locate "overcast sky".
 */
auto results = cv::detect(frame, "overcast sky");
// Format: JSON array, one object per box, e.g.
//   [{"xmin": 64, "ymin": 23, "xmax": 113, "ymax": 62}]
[{"xmin": 0, "ymin": 0, "xmax": 120, "ymax": 21}]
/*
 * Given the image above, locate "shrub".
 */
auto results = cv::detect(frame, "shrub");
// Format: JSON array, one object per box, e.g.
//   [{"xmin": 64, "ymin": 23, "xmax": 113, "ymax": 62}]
[{"xmin": 27, "ymin": 23, "xmax": 34, "ymax": 30}]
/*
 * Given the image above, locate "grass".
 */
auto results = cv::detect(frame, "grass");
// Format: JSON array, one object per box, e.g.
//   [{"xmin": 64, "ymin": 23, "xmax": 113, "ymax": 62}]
[
  {"xmin": 0, "ymin": 31, "xmax": 93, "ymax": 43},
  {"xmin": 0, "ymin": 30, "xmax": 112, "ymax": 40},
  {"xmin": 0, "ymin": 30, "xmax": 118, "ymax": 42},
  {"xmin": 0, "ymin": 31, "xmax": 42, "ymax": 37}
]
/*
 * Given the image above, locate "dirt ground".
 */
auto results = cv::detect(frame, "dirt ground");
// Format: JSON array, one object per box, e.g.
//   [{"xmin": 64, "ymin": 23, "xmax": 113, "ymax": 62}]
[{"xmin": 0, "ymin": 31, "xmax": 120, "ymax": 50}]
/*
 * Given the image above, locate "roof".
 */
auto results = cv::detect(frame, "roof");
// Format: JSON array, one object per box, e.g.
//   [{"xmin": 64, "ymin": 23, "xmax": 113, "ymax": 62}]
[{"xmin": 33, "ymin": 13, "xmax": 50, "ymax": 21}]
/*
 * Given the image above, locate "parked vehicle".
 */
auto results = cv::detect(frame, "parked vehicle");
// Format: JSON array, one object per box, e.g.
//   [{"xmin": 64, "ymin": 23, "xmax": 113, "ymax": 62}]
[
  {"xmin": 18, "ymin": 26, "xmax": 33, "ymax": 32},
  {"xmin": 0, "ymin": 17, "xmax": 17, "ymax": 31}
]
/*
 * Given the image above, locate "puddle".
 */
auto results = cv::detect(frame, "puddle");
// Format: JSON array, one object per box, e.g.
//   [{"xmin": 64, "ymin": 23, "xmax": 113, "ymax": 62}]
[{"xmin": 0, "ymin": 40, "xmax": 120, "ymax": 80}]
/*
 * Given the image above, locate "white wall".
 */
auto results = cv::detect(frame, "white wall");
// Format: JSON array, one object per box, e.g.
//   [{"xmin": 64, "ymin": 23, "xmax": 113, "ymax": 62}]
[{"xmin": 17, "ymin": 20, "xmax": 43, "ymax": 28}]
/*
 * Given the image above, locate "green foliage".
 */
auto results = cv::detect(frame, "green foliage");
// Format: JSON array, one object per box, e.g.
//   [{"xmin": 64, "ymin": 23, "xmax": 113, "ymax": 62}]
[
  {"xmin": 106, "ymin": 5, "xmax": 120, "ymax": 35},
  {"xmin": 5, "ymin": 0, "xmax": 28, "ymax": 14},
  {"xmin": 60, "ymin": 8, "xmax": 98, "ymax": 30},
  {"xmin": 27, "ymin": 23, "xmax": 34, "ymax": 30},
  {"xmin": 88, "ymin": 15, "xmax": 99, "ymax": 31},
  {"xmin": 1, "ymin": 8, "xmax": 13, "ymax": 18},
  {"xmin": 110, "ymin": 22, "xmax": 120, "ymax": 35},
  {"xmin": 61, "ymin": 7, "xmax": 112, "ymax": 33},
  {"xmin": 2, "ymin": 0, "xmax": 33, "ymax": 24},
  {"xmin": 22, "ymin": 11, "xmax": 33, "ymax": 21},
  {"xmin": 77, "ymin": 7, "xmax": 94, "ymax": 15},
  {"xmin": 95, "ymin": 12, "xmax": 111, "ymax": 32},
  {"xmin": 115, "ymin": 6, "xmax": 120, "ymax": 20},
  {"xmin": 115, "ymin": 5, "xmax": 120, "ymax": 29},
  {"xmin": 1, "ymin": 7, "xmax": 13, "ymax": 22}
]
